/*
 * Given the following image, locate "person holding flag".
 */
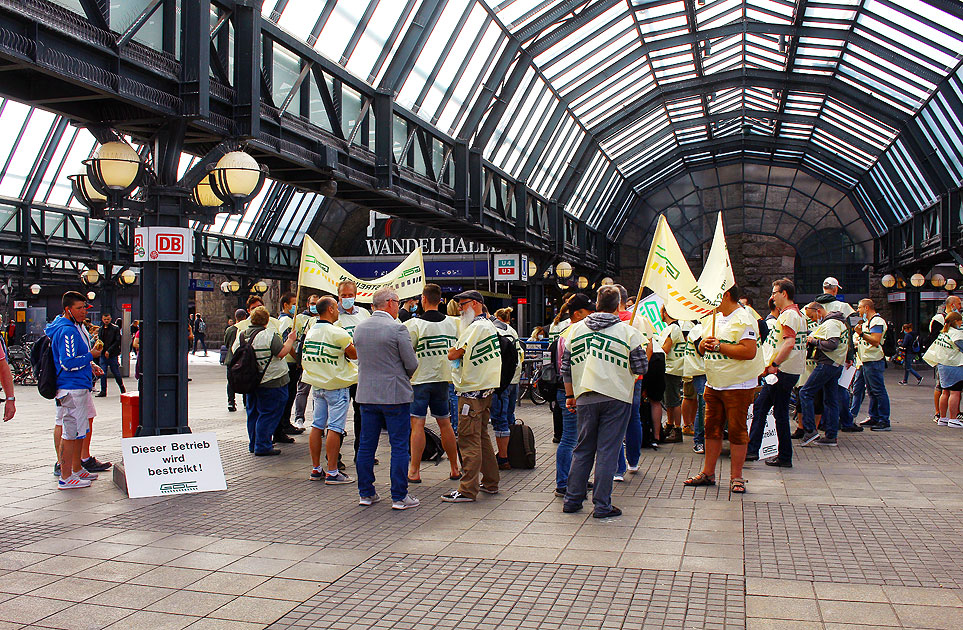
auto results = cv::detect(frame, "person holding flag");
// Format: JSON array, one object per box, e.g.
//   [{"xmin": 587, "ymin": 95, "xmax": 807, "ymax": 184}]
[{"xmin": 683, "ymin": 286, "xmax": 762, "ymax": 494}]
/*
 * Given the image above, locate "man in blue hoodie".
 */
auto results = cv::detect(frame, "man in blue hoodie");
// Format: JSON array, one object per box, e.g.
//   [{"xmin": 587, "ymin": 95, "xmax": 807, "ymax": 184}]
[{"xmin": 46, "ymin": 291, "xmax": 108, "ymax": 489}]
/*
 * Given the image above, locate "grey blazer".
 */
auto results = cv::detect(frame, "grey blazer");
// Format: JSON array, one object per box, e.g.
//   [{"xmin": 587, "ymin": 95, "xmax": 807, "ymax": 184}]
[{"xmin": 353, "ymin": 310, "xmax": 419, "ymax": 405}]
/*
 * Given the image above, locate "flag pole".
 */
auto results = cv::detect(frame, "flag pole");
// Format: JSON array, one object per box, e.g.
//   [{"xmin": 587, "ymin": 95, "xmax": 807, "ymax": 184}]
[{"xmin": 629, "ymin": 215, "xmax": 667, "ymax": 327}]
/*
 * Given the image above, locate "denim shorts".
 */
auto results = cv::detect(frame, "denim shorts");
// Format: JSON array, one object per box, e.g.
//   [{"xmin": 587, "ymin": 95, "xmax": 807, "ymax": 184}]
[
  {"xmin": 410, "ymin": 381, "xmax": 451, "ymax": 420},
  {"xmin": 312, "ymin": 387, "xmax": 351, "ymax": 433}
]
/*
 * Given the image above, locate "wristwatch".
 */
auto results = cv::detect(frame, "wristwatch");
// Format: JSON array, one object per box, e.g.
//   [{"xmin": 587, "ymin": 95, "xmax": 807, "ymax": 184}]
[{"xmin": 771, "ymin": 362, "xmax": 780, "ymax": 368}]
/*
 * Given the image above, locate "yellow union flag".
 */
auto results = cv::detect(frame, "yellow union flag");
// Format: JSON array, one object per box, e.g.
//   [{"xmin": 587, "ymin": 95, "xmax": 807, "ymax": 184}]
[
  {"xmin": 640, "ymin": 213, "xmax": 734, "ymax": 321},
  {"xmin": 298, "ymin": 235, "xmax": 426, "ymax": 303}
]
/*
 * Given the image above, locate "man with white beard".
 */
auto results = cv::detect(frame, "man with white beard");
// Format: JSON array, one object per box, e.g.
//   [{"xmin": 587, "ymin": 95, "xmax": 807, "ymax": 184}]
[{"xmin": 441, "ymin": 290, "xmax": 501, "ymax": 503}]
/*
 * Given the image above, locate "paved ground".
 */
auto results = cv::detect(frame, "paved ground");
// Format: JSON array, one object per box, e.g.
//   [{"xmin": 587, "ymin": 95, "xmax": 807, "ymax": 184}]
[{"xmin": 0, "ymin": 355, "xmax": 960, "ymax": 629}]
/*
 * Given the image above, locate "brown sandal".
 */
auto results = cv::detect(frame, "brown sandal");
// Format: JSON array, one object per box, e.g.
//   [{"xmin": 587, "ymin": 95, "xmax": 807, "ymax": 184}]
[
  {"xmin": 684, "ymin": 472, "xmax": 716, "ymax": 487},
  {"xmin": 730, "ymin": 478, "xmax": 747, "ymax": 494}
]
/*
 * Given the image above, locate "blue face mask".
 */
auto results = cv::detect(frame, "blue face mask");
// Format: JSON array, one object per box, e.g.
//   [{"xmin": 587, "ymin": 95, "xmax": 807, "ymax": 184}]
[
  {"xmin": 341, "ymin": 297, "xmax": 355, "ymax": 310},
  {"xmin": 308, "ymin": 304, "xmax": 317, "ymax": 314}
]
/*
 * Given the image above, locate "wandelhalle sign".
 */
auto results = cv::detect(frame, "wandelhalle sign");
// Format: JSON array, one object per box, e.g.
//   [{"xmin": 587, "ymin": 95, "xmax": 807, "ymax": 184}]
[{"xmin": 121, "ymin": 432, "xmax": 227, "ymax": 498}]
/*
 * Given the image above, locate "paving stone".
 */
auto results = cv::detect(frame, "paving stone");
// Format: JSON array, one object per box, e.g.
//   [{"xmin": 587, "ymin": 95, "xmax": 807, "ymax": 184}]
[{"xmin": 32, "ymin": 602, "xmax": 134, "ymax": 630}]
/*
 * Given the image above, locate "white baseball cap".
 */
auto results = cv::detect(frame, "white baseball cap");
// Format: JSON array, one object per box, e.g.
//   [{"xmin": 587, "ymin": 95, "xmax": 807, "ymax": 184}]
[{"xmin": 822, "ymin": 277, "xmax": 841, "ymax": 288}]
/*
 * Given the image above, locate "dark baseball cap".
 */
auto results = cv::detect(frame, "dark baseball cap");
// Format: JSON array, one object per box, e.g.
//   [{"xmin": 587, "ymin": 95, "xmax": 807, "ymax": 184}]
[
  {"xmin": 453, "ymin": 290, "xmax": 484, "ymax": 304},
  {"xmin": 568, "ymin": 293, "xmax": 595, "ymax": 313}
]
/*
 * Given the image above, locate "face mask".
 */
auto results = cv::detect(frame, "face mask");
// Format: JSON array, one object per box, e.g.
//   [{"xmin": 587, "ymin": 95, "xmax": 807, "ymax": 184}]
[
  {"xmin": 287, "ymin": 305, "xmax": 296, "ymax": 316},
  {"xmin": 341, "ymin": 297, "xmax": 355, "ymax": 310},
  {"xmin": 410, "ymin": 304, "xmax": 417, "ymax": 313},
  {"xmin": 308, "ymin": 304, "xmax": 317, "ymax": 314}
]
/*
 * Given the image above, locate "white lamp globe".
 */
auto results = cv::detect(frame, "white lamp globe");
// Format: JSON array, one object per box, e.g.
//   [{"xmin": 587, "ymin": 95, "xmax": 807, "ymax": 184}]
[
  {"xmin": 212, "ymin": 151, "xmax": 262, "ymax": 198},
  {"xmin": 577, "ymin": 276, "xmax": 588, "ymax": 289},
  {"xmin": 120, "ymin": 269, "xmax": 137, "ymax": 285},
  {"xmin": 228, "ymin": 280, "xmax": 240, "ymax": 293},
  {"xmin": 932, "ymin": 273, "xmax": 946, "ymax": 288},
  {"xmin": 81, "ymin": 267, "xmax": 100, "ymax": 285},
  {"xmin": 86, "ymin": 291, "xmax": 96, "ymax": 300},
  {"xmin": 29, "ymin": 284, "xmax": 41, "ymax": 295},
  {"xmin": 193, "ymin": 177, "xmax": 222, "ymax": 207},
  {"xmin": 946, "ymin": 278, "xmax": 957, "ymax": 292},
  {"xmin": 89, "ymin": 142, "xmax": 141, "ymax": 190},
  {"xmin": 601, "ymin": 277, "xmax": 614, "ymax": 286},
  {"xmin": 910, "ymin": 273, "xmax": 926, "ymax": 287},
  {"xmin": 880, "ymin": 274, "xmax": 896, "ymax": 289},
  {"xmin": 555, "ymin": 261, "xmax": 573, "ymax": 279},
  {"xmin": 528, "ymin": 260, "xmax": 538, "ymax": 278}
]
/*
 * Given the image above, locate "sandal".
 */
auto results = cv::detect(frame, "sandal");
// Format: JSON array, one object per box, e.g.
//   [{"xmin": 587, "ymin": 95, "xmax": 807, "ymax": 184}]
[
  {"xmin": 730, "ymin": 478, "xmax": 747, "ymax": 494},
  {"xmin": 683, "ymin": 472, "xmax": 716, "ymax": 487}
]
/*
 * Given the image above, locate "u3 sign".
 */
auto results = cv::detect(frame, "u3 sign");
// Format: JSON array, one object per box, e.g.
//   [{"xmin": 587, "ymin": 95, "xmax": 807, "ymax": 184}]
[{"xmin": 134, "ymin": 227, "xmax": 194, "ymax": 263}]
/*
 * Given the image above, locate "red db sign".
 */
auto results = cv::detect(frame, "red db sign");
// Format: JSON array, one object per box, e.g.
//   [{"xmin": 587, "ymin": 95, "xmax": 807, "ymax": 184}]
[{"xmin": 134, "ymin": 227, "xmax": 193, "ymax": 263}]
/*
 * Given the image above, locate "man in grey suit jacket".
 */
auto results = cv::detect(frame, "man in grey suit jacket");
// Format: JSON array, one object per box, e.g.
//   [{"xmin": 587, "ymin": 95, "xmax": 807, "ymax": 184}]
[{"xmin": 353, "ymin": 288, "xmax": 420, "ymax": 510}]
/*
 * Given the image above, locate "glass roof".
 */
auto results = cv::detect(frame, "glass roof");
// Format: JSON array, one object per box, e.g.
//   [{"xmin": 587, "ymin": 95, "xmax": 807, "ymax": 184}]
[
  {"xmin": 262, "ymin": 0, "xmax": 963, "ymax": 237},
  {"xmin": 0, "ymin": 97, "xmax": 324, "ymax": 247}
]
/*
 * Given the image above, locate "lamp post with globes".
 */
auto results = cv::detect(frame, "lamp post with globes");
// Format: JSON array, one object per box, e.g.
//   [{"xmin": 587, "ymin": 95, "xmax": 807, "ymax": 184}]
[
  {"xmin": 69, "ymin": 134, "xmax": 267, "ymax": 436},
  {"xmin": 880, "ymin": 270, "xmax": 957, "ymax": 339}
]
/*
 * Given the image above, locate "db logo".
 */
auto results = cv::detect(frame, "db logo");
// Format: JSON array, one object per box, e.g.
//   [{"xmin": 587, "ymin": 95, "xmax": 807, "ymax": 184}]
[{"xmin": 156, "ymin": 234, "xmax": 184, "ymax": 254}]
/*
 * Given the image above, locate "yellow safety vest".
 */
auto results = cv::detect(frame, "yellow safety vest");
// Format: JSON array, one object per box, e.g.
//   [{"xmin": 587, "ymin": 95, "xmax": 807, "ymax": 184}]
[
  {"xmin": 567, "ymin": 320, "xmax": 644, "ymax": 404},
  {"xmin": 406, "ymin": 315, "xmax": 459, "ymax": 385},
  {"xmin": 703, "ymin": 307, "xmax": 764, "ymax": 389},
  {"xmin": 300, "ymin": 323, "xmax": 357, "ymax": 390},
  {"xmin": 452, "ymin": 319, "xmax": 501, "ymax": 393}
]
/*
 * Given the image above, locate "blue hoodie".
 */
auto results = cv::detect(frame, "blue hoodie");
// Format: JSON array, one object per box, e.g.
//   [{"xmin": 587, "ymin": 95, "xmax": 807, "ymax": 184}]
[{"xmin": 45, "ymin": 314, "xmax": 95, "ymax": 391}]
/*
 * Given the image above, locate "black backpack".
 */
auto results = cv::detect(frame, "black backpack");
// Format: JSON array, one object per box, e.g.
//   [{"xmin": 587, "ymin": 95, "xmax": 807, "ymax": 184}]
[
  {"xmin": 420, "ymin": 427, "xmax": 444, "ymax": 463},
  {"xmin": 537, "ymin": 337, "xmax": 562, "ymax": 399},
  {"xmin": 30, "ymin": 336, "xmax": 58, "ymax": 399},
  {"xmin": 508, "ymin": 419, "xmax": 536, "ymax": 469},
  {"xmin": 496, "ymin": 331, "xmax": 519, "ymax": 393},
  {"xmin": 227, "ymin": 330, "xmax": 268, "ymax": 395}
]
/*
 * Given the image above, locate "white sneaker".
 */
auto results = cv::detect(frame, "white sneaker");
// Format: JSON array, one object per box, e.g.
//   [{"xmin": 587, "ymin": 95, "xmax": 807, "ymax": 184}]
[
  {"xmin": 75, "ymin": 470, "xmax": 98, "ymax": 481},
  {"xmin": 627, "ymin": 465, "xmax": 640, "ymax": 474},
  {"xmin": 938, "ymin": 418, "xmax": 949, "ymax": 426},
  {"xmin": 613, "ymin": 475, "xmax": 625, "ymax": 482},
  {"xmin": 359, "ymin": 493, "xmax": 381, "ymax": 506},
  {"xmin": 293, "ymin": 418, "xmax": 305, "ymax": 430},
  {"xmin": 58, "ymin": 476, "xmax": 91, "ymax": 489},
  {"xmin": 948, "ymin": 419, "xmax": 963, "ymax": 428},
  {"xmin": 391, "ymin": 495, "xmax": 420, "ymax": 510}
]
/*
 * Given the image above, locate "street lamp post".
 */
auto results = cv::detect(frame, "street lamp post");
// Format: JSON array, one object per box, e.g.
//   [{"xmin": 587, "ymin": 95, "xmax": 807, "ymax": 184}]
[{"xmin": 70, "ymin": 134, "xmax": 267, "ymax": 436}]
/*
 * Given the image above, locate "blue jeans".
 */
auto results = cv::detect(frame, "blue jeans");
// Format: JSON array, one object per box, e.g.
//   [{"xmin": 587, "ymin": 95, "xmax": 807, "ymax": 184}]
[
  {"xmin": 903, "ymin": 360, "xmax": 922, "ymax": 382},
  {"xmin": 99, "ymin": 353, "xmax": 123, "ymax": 393},
  {"xmin": 800, "ymin": 364, "xmax": 842, "ymax": 439},
  {"xmin": 448, "ymin": 383, "xmax": 459, "ymax": 435},
  {"xmin": 490, "ymin": 384, "xmax": 518, "ymax": 438},
  {"xmin": 245, "ymin": 385, "xmax": 289, "ymax": 454},
  {"xmin": 618, "ymin": 380, "xmax": 644, "ymax": 475},
  {"xmin": 854, "ymin": 359, "xmax": 890, "ymax": 426},
  {"xmin": 358, "ymin": 403, "xmax": 410, "ymax": 502},
  {"xmin": 565, "ymin": 398, "xmax": 632, "ymax": 514},
  {"xmin": 748, "ymin": 371, "xmax": 798, "ymax": 462},
  {"xmin": 840, "ymin": 371, "xmax": 861, "ymax": 428},
  {"xmin": 555, "ymin": 388, "xmax": 579, "ymax": 490},
  {"xmin": 692, "ymin": 374, "xmax": 706, "ymax": 446}
]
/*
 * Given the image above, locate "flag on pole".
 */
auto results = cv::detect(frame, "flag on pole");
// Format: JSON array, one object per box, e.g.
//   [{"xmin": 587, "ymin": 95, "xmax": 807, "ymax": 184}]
[
  {"xmin": 297, "ymin": 235, "xmax": 426, "ymax": 303},
  {"xmin": 639, "ymin": 213, "xmax": 734, "ymax": 321}
]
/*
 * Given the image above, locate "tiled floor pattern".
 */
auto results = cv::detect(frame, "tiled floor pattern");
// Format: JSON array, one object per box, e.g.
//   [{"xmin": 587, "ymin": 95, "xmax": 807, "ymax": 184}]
[
  {"xmin": 745, "ymin": 502, "xmax": 963, "ymax": 588},
  {"xmin": 269, "ymin": 553, "xmax": 746, "ymax": 630},
  {"xmin": 0, "ymin": 520, "xmax": 68, "ymax": 555},
  {"xmin": 0, "ymin": 358, "xmax": 960, "ymax": 628}
]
